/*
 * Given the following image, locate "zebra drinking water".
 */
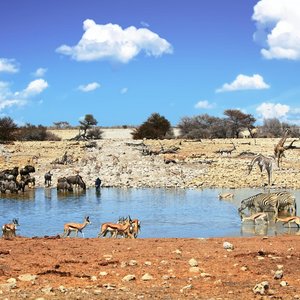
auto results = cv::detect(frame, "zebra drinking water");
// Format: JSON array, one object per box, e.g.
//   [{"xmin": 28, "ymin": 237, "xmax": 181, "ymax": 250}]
[{"xmin": 238, "ymin": 191, "xmax": 297, "ymax": 219}]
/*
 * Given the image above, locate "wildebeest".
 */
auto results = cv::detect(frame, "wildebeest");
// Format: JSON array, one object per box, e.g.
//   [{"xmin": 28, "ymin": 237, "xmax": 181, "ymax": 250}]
[
  {"xmin": 57, "ymin": 181, "xmax": 73, "ymax": 192},
  {"xmin": 0, "ymin": 167, "xmax": 19, "ymax": 181},
  {"xmin": 67, "ymin": 175, "xmax": 86, "ymax": 190},
  {"xmin": 0, "ymin": 180, "xmax": 18, "ymax": 193},
  {"xmin": 44, "ymin": 171, "xmax": 53, "ymax": 186},
  {"xmin": 20, "ymin": 165, "xmax": 35, "ymax": 176},
  {"xmin": 21, "ymin": 174, "xmax": 35, "ymax": 187}
]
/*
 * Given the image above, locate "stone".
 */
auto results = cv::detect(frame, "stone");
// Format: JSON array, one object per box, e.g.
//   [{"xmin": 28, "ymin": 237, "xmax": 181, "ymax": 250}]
[
  {"xmin": 128, "ymin": 260, "xmax": 137, "ymax": 266},
  {"xmin": 223, "ymin": 242, "xmax": 234, "ymax": 250},
  {"xmin": 188, "ymin": 258, "xmax": 198, "ymax": 267},
  {"xmin": 122, "ymin": 274, "xmax": 136, "ymax": 282},
  {"xmin": 274, "ymin": 270, "xmax": 283, "ymax": 279},
  {"xmin": 253, "ymin": 281, "xmax": 269, "ymax": 295},
  {"xmin": 280, "ymin": 281, "xmax": 288, "ymax": 287},
  {"xmin": 141, "ymin": 273, "xmax": 153, "ymax": 281},
  {"xmin": 99, "ymin": 271, "xmax": 108, "ymax": 276},
  {"xmin": 18, "ymin": 274, "xmax": 37, "ymax": 282},
  {"xmin": 189, "ymin": 267, "xmax": 201, "ymax": 273},
  {"xmin": 180, "ymin": 284, "xmax": 193, "ymax": 293}
]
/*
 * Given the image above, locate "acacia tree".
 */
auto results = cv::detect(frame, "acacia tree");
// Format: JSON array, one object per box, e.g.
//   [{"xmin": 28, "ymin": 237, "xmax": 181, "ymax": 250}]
[
  {"xmin": 79, "ymin": 114, "xmax": 98, "ymax": 138},
  {"xmin": 178, "ymin": 114, "xmax": 227, "ymax": 139},
  {"xmin": 224, "ymin": 109, "xmax": 256, "ymax": 138},
  {"xmin": 0, "ymin": 117, "xmax": 18, "ymax": 142},
  {"xmin": 132, "ymin": 113, "xmax": 173, "ymax": 139}
]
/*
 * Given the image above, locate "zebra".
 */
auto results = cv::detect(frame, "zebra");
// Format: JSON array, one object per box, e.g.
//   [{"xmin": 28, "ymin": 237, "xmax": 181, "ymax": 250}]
[
  {"xmin": 238, "ymin": 191, "xmax": 297, "ymax": 219},
  {"xmin": 238, "ymin": 192, "xmax": 279, "ymax": 219},
  {"xmin": 274, "ymin": 191, "xmax": 297, "ymax": 216}
]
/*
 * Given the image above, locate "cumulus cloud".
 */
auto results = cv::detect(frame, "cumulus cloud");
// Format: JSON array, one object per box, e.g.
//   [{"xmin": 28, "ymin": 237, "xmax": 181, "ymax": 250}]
[
  {"xmin": 33, "ymin": 67, "xmax": 47, "ymax": 77},
  {"xmin": 120, "ymin": 87, "xmax": 128, "ymax": 94},
  {"xmin": 0, "ymin": 79, "xmax": 48, "ymax": 111},
  {"xmin": 256, "ymin": 102, "xmax": 290, "ymax": 119},
  {"xmin": 0, "ymin": 58, "xmax": 19, "ymax": 73},
  {"xmin": 78, "ymin": 82, "xmax": 101, "ymax": 92},
  {"xmin": 253, "ymin": 0, "xmax": 300, "ymax": 60},
  {"xmin": 216, "ymin": 74, "xmax": 270, "ymax": 93},
  {"xmin": 56, "ymin": 19, "xmax": 173, "ymax": 63},
  {"xmin": 194, "ymin": 100, "xmax": 215, "ymax": 109}
]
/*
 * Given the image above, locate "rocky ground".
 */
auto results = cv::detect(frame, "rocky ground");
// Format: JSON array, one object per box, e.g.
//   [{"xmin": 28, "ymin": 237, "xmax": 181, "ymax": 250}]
[
  {"xmin": 1, "ymin": 130, "xmax": 300, "ymax": 299},
  {"xmin": 0, "ymin": 129, "xmax": 300, "ymax": 189},
  {"xmin": 0, "ymin": 236, "xmax": 300, "ymax": 300}
]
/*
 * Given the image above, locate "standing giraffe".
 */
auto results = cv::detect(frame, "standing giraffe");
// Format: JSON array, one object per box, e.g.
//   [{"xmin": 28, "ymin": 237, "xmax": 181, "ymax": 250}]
[
  {"xmin": 248, "ymin": 154, "xmax": 275, "ymax": 186},
  {"xmin": 274, "ymin": 128, "xmax": 290, "ymax": 168}
]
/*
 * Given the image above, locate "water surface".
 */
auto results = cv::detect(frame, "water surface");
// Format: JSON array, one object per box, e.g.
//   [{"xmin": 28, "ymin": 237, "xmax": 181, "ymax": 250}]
[{"xmin": 0, "ymin": 188, "xmax": 299, "ymax": 238}]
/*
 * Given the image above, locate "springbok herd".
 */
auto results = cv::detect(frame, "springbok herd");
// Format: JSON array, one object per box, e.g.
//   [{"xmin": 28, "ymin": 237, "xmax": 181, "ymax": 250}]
[{"xmin": 2, "ymin": 216, "xmax": 141, "ymax": 239}]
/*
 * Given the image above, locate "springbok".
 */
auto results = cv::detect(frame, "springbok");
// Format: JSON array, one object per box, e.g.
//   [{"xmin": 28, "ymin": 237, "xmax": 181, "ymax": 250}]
[
  {"xmin": 218, "ymin": 193, "xmax": 234, "ymax": 200},
  {"xmin": 2, "ymin": 218, "xmax": 19, "ymax": 238},
  {"xmin": 275, "ymin": 216, "xmax": 300, "ymax": 228},
  {"xmin": 128, "ymin": 217, "xmax": 141, "ymax": 238},
  {"xmin": 241, "ymin": 212, "xmax": 268, "ymax": 224},
  {"xmin": 62, "ymin": 216, "xmax": 91, "ymax": 237},
  {"xmin": 98, "ymin": 218, "xmax": 134, "ymax": 239}
]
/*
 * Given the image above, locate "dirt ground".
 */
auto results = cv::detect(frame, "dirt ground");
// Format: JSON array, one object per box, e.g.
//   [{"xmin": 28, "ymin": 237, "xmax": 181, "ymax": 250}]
[{"xmin": 0, "ymin": 236, "xmax": 299, "ymax": 299}]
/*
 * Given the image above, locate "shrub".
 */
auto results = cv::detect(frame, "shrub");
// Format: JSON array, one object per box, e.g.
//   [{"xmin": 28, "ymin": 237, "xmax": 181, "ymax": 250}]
[
  {"xmin": 0, "ymin": 117, "xmax": 18, "ymax": 142},
  {"xmin": 17, "ymin": 124, "xmax": 61, "ymax": 141},
  {"xmin": 132, "ymin": 113, "xmax": 173, "ymax": 139}
]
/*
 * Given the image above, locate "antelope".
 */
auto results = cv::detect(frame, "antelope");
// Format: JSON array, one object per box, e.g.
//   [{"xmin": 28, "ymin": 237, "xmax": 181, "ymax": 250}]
[
  {"xmin": 98, "ymin": 218, "xmax": 134, "ymax": 239},
  {"xmin": 275, "ymin": 216, "xmax": 300, "ymax": 228},
  {"xmin": 62, "ymin": 216, "xmax": 91, "ymax": 237},
  {"xmin": 218, "ymin": 192, "xmax": 234, "ymax": 200},
  {"xmin": 130, "ymin": 218, "xmax": 141, "ymax": 238},
  {"xmin": 241, "ymin": 212, "xmax": 268, "ymax": 224},
  {"xmin": 2, "ymin": 218, "xmax": 19, "ymax": 238}
]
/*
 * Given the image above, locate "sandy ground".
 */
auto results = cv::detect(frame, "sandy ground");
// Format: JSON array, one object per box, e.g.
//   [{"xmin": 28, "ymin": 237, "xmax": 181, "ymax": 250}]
[
  {"xmin": 0, "ymin": 236, "xmax": 300, "ymax": 299},
  {"xmin": 1, "ymin": 130, "xmax": 300, "ymax": 299}
]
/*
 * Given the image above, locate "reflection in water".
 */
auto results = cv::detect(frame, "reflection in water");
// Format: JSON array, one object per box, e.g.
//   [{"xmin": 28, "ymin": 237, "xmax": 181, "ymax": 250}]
[
  {"xmin": 0, "ymin": 187, "xmax": 299, "ymax": 238},
  {"xmin": 56, "ymin": 189, "xmax": 86, "ymax": 200}
]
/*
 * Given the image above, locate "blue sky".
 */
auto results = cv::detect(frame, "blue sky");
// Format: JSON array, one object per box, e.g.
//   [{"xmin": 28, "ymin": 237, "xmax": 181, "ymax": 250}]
[{"xmin": 1, "ymin": 0, "xmax": 300, "ymax": 126}]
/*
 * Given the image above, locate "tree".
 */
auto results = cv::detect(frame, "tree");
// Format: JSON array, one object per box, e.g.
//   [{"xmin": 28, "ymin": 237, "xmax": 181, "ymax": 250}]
[
  {"xmin": 17, "ymin": 123, "xmax": 61, "ymax": 141},
  {"xmin": 224, "ymin": 109, "xmax": 256, "ymax": 138},
  {"xmin": 79, "ymin": 114, "xmax": 98, "ymax": 138},
  {"xmin": 178, "ymin": 114, "xmax": 227, "ymax": 139},
  {"xmin": 53, "ymin": 121, "xmax": 71, "ymax": 129},
  {"xmin": 259, "ymin": 118, "xmax": 282, "ymax": 137},
  {"xmin": 0, "ymin": 117, "xmax": 18, "ymax": 142},
  {"xmin": 132, "ymin": 113, "xmax": 173, "ymax": 139}
]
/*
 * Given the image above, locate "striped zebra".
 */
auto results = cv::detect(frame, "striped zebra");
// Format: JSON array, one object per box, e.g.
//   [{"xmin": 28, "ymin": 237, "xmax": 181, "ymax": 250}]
[
  {"xmin": 274, "ymin": 191, "xmax": 297, "ymax": 216},
  {"xmin": 238, "ymin": 192, "xmax": 279, "ymax": 218},
  {"xmin": 238, "ymin": 191, "xmax": 297, "ymax": 219}
]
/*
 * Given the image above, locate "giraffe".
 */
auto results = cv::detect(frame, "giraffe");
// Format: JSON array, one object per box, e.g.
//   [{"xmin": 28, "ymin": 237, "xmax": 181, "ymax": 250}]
[
  {"xmin": 248, "ymin": 154, "xmax": 275, "ymax": 186},
  {"xmin": 274, "ymin": 128, "xmax": 290, "ymax": 168}
]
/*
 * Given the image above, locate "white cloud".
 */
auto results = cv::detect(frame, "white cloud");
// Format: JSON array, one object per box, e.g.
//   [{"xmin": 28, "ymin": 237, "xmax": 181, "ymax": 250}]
[
  {"xmin": 78, "ymin": 82, "xmax": 101, "ymax": 92},
  {"xmin": 216, "ymin": 74, "xmax": 270, "ymax": 93},
  {"xmin": 0, "ymin": 58, "xmax": 19, "ymax": 73},
  {"xmin": 256, "ymin": 102, "xmax": 290, "ymax": 119},
  {"xmin": 21, "ymin": 79, "xmax": 49, "ymax": 97},
  {"xmin": 120, "ymin": 87, "xmax": 128, "ymax": 94},
  {"xmin": 33, "ymin": 67, "xmax": 47, "ymax": 77},
  {"xmin": 0, "ymin": 79, "xmax": 48, "ymax": 111},
  {"xmin": 253, "ymin": 0, "xmax": 300, "ymax": 60},
  {"xmin": 194, "ymin": 100, "xmax": 215, "ymax": 109},
  {"xmin": 56, "ymin": 19, "xmax": 173, "ymax": 63}
]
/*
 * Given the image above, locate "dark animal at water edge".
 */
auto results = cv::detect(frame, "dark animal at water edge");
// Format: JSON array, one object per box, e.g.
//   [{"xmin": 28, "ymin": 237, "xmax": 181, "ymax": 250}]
[
  {"xmin": 20, "ymin": 165, "xmax": 35, "ymax": 176},
  {"xmin": 0, "ymin": 167, "xmax": 19, "ymax": 181},
  {"xmin": 44, "ymin": 171, "xmax": 53, "ymax": 186},
  {"xmin": 0, "ymin": 180, "xmax": 19, "ymax": 193},
  {"xmin": 67, "ymin": 175, "xmax": 86, "ymax": 190},
  {"xmin": 95, "ymin": 177, "xmax": 101, "ymax": 190},
  {"xmin": 57, "ymin": 181, "xmax": 73, "ymax": 192}
]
